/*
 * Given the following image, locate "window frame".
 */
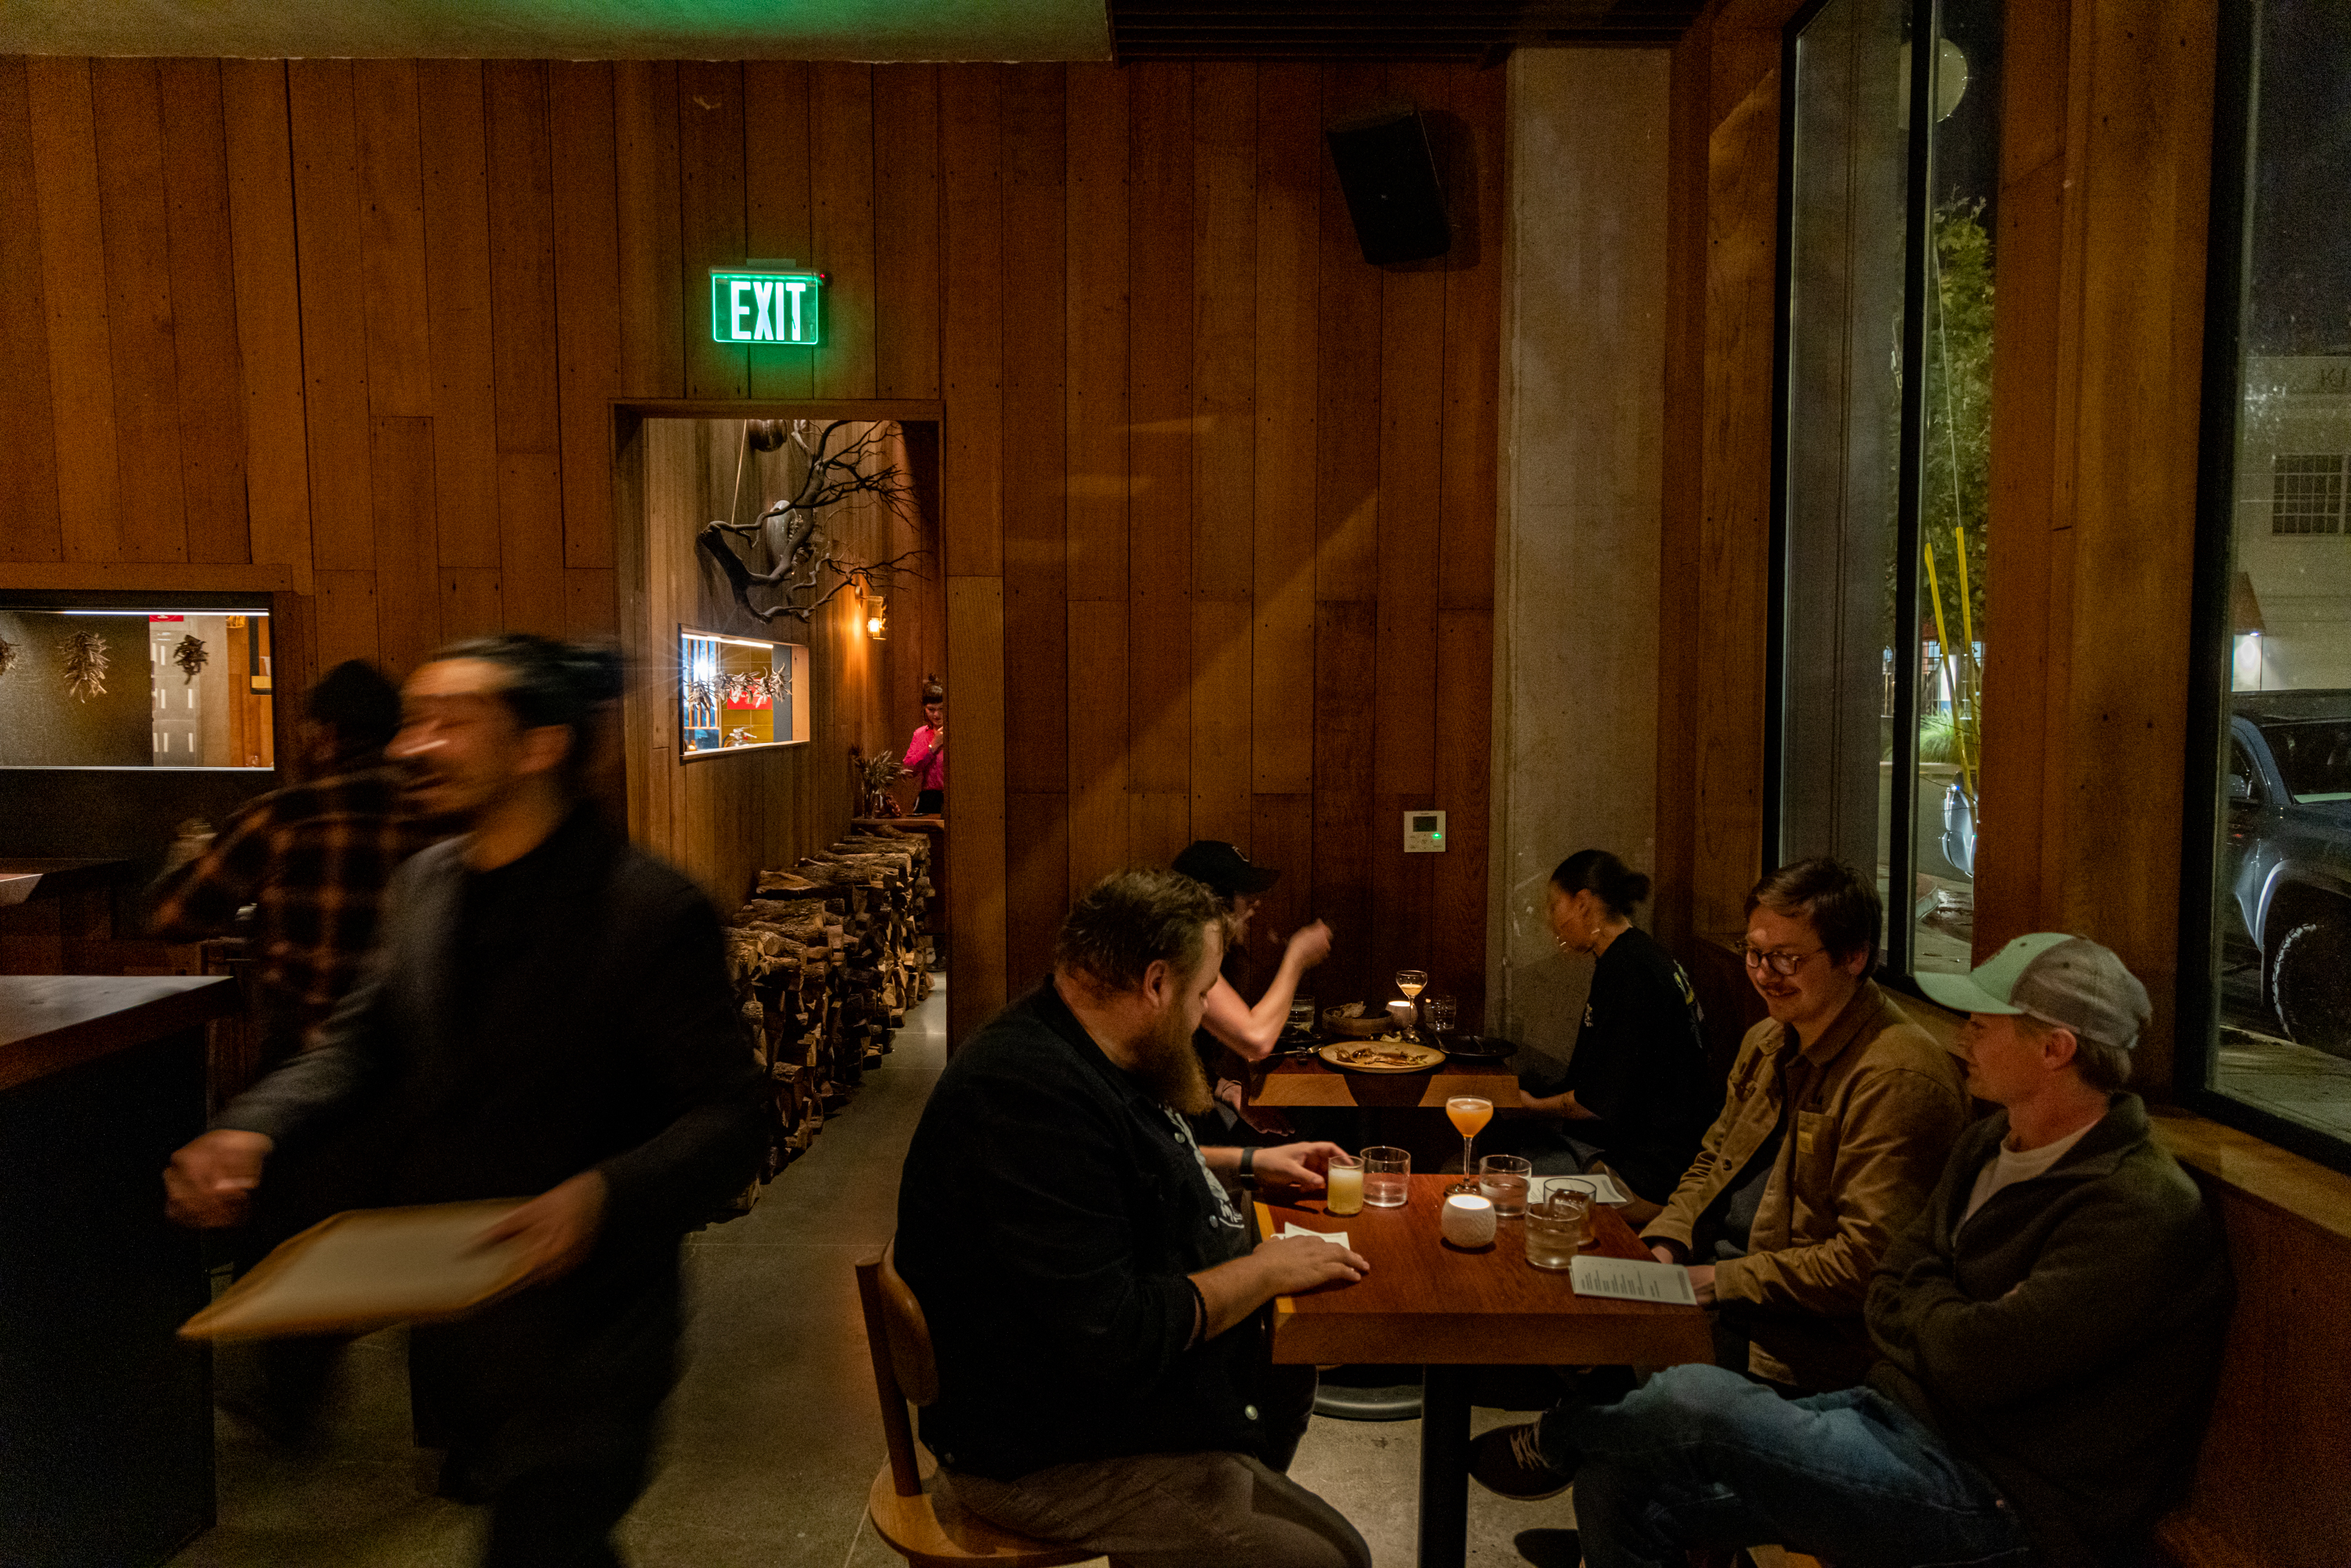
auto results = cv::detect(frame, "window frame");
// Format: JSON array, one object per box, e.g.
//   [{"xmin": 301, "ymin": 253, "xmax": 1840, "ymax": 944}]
[
  {"xmin": 2175, "ymin": 0, "xmax": 2351, "ymax": 1176},
  {"xmin": 1765, "ymin": 0, "xmax": 1947, "ymax": 992}
]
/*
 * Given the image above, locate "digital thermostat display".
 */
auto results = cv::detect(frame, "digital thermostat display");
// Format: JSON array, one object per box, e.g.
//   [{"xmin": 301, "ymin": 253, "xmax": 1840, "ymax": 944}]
[{"xmin": 1404, "ymin": 809, "xmax": 1447, "ymax": 853}]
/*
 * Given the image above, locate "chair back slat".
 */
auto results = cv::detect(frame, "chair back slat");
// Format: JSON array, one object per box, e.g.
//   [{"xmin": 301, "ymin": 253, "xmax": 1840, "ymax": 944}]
[
  {"xmin": 854, "ymin": 1250, "xmax": 927, "ymax": 1499},
  {"xmin": 879, "ymin": 1240, "xmax": 941, "ymax": 1407}
]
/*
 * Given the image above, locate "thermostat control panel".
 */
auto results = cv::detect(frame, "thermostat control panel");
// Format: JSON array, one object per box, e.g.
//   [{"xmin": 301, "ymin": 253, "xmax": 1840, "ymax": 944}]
[{"xmin": 1403, "ymin": 809, "xmax": 1447, "ymax": 853}]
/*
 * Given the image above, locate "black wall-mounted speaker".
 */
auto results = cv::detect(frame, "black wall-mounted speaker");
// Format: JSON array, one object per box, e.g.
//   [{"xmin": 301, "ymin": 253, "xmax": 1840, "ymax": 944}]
[{"xmin": 1324, "ymin": 108, "xmax": 1451, "ymax": 266}]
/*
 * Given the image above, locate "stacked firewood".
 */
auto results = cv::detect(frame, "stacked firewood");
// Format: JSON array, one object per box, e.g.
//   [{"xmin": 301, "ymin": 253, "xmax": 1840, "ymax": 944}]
[{"xmin": 713, "ymin": 822, "xmax": 936, "ymax": 1201}]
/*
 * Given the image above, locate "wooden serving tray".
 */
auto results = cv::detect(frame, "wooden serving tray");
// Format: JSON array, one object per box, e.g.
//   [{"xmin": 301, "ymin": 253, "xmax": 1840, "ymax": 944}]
[{"xmin": 179, "ymin": 1200, "xmax": 530, "ymax": 1342}]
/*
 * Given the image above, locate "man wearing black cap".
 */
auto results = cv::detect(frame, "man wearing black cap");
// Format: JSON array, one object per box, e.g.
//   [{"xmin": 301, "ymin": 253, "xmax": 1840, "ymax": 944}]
[
  {"xmin": 1169, "ymin": 840, "xmax": 1331, "ymax": 1141},
  {"xmin": 1469, "ymin": 933, "xmax": 2232, "ymax": 1568}
]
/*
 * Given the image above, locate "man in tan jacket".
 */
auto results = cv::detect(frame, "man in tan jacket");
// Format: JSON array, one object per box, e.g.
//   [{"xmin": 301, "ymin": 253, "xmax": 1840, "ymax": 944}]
[{"xmin": 1643, "ymin": 859, "xmax": 1969, "ymax": 1392}]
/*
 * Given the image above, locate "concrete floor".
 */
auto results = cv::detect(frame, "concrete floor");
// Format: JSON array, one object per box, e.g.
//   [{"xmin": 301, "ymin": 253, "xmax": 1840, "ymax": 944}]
[{"xmin": 171, "ymin": 978, "xmax": 1582, "ymax": 1568}]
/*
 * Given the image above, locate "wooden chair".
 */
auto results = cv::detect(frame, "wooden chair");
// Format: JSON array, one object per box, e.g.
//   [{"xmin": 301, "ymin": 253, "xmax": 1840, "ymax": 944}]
[{"xmin": 854, "ymin": 1244, "xmax": 1104, "ymax": 1568}]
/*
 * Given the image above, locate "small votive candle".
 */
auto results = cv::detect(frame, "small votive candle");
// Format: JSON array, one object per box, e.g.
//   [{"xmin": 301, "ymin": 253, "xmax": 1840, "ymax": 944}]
[{"xmin": 1441, "ymin": 1193, "xmax": 1497, "ymax": 1248}]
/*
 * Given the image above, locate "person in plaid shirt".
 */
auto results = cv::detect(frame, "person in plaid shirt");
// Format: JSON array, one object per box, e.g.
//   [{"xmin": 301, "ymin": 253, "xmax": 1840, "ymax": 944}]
[{"xmin": 149, "ymin": 659, "xmax": 442, "ymax": 1066}]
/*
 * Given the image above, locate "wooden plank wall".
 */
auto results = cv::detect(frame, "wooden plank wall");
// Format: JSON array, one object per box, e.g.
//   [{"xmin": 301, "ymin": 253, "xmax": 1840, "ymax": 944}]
[
  {"xmin": 0, "ymin": 58, "xmax": 1505, "ymax": 1047},
  {"xmin": 1652, "ymin": 8, "xmax": 1791, "ymax": 965}
]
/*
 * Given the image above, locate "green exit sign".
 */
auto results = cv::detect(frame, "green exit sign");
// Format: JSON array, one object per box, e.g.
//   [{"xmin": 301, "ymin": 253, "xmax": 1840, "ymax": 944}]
[{"xmin": 711, "ymin": 270, "xmax": 822, "ymax": 346}]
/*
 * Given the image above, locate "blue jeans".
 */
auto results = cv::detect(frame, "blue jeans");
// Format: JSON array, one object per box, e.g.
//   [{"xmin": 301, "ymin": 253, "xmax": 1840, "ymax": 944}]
[{"xmin": 1540, "ymin": 1363, "xmax": 2034, "ymax": 1568}]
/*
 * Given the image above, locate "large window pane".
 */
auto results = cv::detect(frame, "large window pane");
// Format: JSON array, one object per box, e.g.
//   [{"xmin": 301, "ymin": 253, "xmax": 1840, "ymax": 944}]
[
  {"xmin": 1777, "ymin": 0, "xmax": 2000, "ymax": 980},
  {"xmin": 2191, "ymin": 0, "xmax": 2351, "ymax": 1161}
]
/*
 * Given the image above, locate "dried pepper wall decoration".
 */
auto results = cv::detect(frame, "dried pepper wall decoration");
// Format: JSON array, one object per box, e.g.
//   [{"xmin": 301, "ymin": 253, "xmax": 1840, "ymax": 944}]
[
  {"xmin": 173, "ymin": 633, "xmax": 210, "ymax": 685},
  {"xmin": 62, "ymin": 630, "xmax": 110, "ymax": 702}
]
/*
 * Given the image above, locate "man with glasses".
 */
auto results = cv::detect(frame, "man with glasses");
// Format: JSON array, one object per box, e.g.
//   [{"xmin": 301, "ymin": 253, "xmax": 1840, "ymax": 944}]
[
  {"xmin": 1470, "ymin": 932, "xmax": 2230, "ymax": 1568},
  {"xmin": 1636, "ymin": 858, "xmax": 1969, "ymax": 1392}
]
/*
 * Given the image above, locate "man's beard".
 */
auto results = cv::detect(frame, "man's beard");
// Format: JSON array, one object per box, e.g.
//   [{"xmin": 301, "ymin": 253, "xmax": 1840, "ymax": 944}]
[{"xmin": 1130, "ymin": 1002, "xmax": 1213, "ymax": 1117}]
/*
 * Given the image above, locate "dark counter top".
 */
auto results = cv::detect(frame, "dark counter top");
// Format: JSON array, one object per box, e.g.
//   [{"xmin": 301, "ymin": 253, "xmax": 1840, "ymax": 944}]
[
  {"xmin": 0, "ymin": 975, "xmax": 239, "ymax": 1092},
  {"xmin": 0, "ymin": 857, "xmax": 132, "ymax": 907}
]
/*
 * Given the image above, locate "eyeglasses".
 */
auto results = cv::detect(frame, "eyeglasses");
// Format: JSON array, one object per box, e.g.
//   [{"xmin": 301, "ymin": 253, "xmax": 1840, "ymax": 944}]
[{"xmin": 1739, "ymin": 943, "xmax": 1826, "ymax": 977}]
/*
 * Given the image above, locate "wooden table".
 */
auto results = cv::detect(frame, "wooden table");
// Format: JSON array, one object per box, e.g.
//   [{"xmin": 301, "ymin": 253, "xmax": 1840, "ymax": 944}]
[
  {"xmin": 1251, "ymin": 1055, "xmax": 1520, "ymax": 1108},
  {"xmin": 0, "ymin": 976, "xmax": 236, "ymax": 1567},
  {"xmin": 1257, "ymin": 1175, "xmax": 1712, "ymax": 1568}
]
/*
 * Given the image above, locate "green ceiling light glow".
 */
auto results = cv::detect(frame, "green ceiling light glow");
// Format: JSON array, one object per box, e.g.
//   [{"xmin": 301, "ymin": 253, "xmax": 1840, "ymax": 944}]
[{"xmin": 711, "ymin": 270, "xmax": 823, "ymax": 346}]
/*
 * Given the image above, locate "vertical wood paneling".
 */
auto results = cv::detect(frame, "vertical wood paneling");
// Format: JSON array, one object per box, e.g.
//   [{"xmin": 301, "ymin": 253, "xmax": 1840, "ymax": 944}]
[
  {"xmin": 370, "ymin": 415, "xmax": 440, "ymax": 677},
  {"xmin": 1251, "ymin": 64, "xmax": 1320, "ymax": 795},
  {"xmin": 1439, "ymin": 63, "xmax": 1504, "ymax": 614},
  {"xmin": 1433, "ymin": 607, "xmax": 1493, "ymax": 1024},
  {"xmin": 352, "ymin": 62, "xmax": 431, "ymax": 418},
  {"xmin": 0, "ymin": 60, "xmax": 63, "ymax": 563},
  {"xmin": 743, "ymin": 61, "xmax": 813, "ymax": 401},
  {"xmin": 1312, "ymin": 601, "xmax": 1378, "ymax": 1008},
  {"xmin": 1249, "ymin": 791, "xmax": 1314, "ymax": 950},
  {"xmin": 810, "ymin": 63, "xmax": 877, "ymax": 400},
  {"xmin": 941, "ymin": 67, "xmax": 1004, "ymax": 579},
  {"xmin": 1190, "ymin": 596, "xmax": 1252, "ymax": 848},
  {"xmin": 614, "ymin": 61, "xmax": 683, "ymax": 400},
  {"xmin": 92, "ymin": 60, "xmax": 190, "ymax": 565},
  {"xmin": 1313, "ymin": 66, "xmax": 1384, "ymax": 605},
  {"xmin": 1128, "ymin": 63, "xmax": 1194, "ymax": 800},
  {"xmin": 6, "ymin": 58, "xmax": 1505, "ymax": 1066},
  {"xmin": 220, "ymin": 60, "xmax": 310, "ymax": 585},
  {"xmin": 28, "ymin": 59, "xmax": 122, "ymax": 563},
  {"xmin": 1064, "ymin": 65, "xmax": 1131, "ymax": 603},
  {"xmin": 418, "ymin": 60, "xmax": 499, "ymax": 574},
  {"xmin": 677, "ymin": 61, "xmax": 747, "ymax": 400},
  {"xmin": 158, "ymin": 60, "xmax": 250, "ymax": 567},
  {"xmin": 550, "ymin": 62, "xmax": 621, "ymax": 571},
  {"xmin": 1002, "ymin": 66, "xmax": 1069, "ymax": 801},
  {"xmin": 1067, "ymin": 598, "xmax": 1132, "ymax": 894},
  {"xmin": 947, "ymin": 575, "xmax": 1009, "ymax": 1041},
  {"xmin": 1191, "ymin": 63, "xmax": 1257, "ymax": 603},
  {"xmin": 873, "ymin": 65, "xmax": 940, "ymax": 401},
  {"xmin": 288, "ymin": 60, "xmax": 375, "ymax": 574}
]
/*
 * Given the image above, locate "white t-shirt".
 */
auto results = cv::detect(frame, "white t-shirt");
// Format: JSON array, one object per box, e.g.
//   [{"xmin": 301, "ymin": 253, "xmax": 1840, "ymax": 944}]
[{"xmin": 1962, "ymin": 1122, "xmax": 2095, "ymax": 1226}]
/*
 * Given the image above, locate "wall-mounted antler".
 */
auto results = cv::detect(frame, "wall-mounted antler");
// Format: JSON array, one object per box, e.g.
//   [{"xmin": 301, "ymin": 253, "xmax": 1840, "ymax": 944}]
[{"xmin": 697, "ymin": 419, "xmax": 931, "ymax": 625}]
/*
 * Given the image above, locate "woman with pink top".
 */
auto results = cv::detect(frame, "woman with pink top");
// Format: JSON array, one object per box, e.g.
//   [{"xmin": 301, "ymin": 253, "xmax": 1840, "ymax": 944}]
[{"xmin": 902, "ymin": 679, "xmax": 947, "ymax": 815}]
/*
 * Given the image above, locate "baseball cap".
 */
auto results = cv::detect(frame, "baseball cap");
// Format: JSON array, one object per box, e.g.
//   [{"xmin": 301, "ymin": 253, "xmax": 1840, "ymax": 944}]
[
  {"xmin": 1915, "ymin": 933, "xmax": 2152, "ymax": 1054},
  {"xmin": 1171, "ymin": 841, "xmax": 1281, "ymax": 901}
]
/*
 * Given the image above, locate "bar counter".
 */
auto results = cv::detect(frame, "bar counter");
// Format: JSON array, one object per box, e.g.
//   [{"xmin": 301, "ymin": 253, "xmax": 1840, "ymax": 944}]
[{"xmin": 0, "ymin": 975, "xmax": 236, "ymax": 1568}]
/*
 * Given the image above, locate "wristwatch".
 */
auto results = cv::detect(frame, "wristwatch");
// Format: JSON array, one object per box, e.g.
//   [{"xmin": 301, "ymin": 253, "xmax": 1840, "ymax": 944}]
[{"xmin": 1237, "ymin": 1146, "xmax": 1258, "ymax": 1190}]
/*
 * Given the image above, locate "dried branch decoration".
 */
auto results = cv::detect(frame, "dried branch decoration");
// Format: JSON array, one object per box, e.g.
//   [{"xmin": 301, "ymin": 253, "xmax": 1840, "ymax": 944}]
[
  {"xmin": 0, "ymin": 635, "xmax": 16, "ymax": 681},
  {"xmin": 697, "ymin": 419, "xmax": 931, "ymax": 625},
  {"xmin": 173, "ymin": 633, "xmax": 209, "ymax": 685},
  {"xmin": 62, "ymin": 630, "xmax": 110, "ymax": 702}
]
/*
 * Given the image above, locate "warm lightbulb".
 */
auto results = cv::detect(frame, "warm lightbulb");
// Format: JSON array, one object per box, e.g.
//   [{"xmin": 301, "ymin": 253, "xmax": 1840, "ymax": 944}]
[{"xmin": 866, "ymin": 614, "xmax": 883, "ymax": 635}]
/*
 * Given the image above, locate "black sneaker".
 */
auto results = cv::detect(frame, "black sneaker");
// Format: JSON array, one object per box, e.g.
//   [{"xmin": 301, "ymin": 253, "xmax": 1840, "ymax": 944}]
[{"xmin": 1471, "ymin": 1419, "xmax": 1573, "ymax": 1500}]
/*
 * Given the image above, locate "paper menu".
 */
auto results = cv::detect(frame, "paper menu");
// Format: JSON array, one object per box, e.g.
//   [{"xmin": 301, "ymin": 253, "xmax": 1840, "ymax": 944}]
[
  {"xmin": 180, "ymin": 1200, "xmax": 530, "ymax": 1341},
  {"xmin": 1568, "ymin": 1254, "xmax": 1697, "ymax": 1305},
  {"xmin": 1279, "ymin": 1222, "xmax": 1352, "ymax": 1250},
  {"xmin": 1533, "ymin": 1172, "xmax": 1631, "ymax": 1206}
]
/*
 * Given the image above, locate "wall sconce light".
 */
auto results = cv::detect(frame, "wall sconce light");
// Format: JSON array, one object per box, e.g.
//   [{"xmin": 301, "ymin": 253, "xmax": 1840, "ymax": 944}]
[{"xmin": 864, "ymin": 596, "xmax": 888, "ymax": 641}]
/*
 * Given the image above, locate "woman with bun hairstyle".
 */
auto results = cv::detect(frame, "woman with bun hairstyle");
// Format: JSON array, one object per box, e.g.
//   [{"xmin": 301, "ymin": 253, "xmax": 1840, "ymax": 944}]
[{"xmin": 1517, "ymin": 849, "xmax": 1714, "ymax": 1224}]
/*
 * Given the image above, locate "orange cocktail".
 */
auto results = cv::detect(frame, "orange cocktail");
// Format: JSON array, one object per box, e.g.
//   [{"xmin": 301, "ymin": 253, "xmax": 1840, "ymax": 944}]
[{"xmin": 1445, "ymin": 1095, "xmax": 1492, "ymax": 1195}]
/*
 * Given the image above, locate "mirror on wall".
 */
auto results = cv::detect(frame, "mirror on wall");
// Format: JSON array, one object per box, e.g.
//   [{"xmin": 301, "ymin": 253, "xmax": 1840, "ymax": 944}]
[
  {"xmin": 679, "ymin": 626, "xmax": 810, "ymax": 758},
  {"xmin": 0, "ymin": 607, "xmax": 276, "ymax": 770}
]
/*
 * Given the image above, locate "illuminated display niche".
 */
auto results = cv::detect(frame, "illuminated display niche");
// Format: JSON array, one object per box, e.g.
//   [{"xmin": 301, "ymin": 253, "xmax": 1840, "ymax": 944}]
[{"xmin": 679, "ymin": 627, "xmax": 810, "ymax": 759}]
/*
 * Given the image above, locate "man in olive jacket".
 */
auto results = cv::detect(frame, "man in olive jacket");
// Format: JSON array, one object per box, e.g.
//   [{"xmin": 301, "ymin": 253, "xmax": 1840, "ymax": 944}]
[
  {"xmin": 1471, "ymin": 934, "xmax": 2231, "ymax": 1568},
  {"xmin": 1643, "ymin": 860, "xmax": 1969, "ymax": 1390}
]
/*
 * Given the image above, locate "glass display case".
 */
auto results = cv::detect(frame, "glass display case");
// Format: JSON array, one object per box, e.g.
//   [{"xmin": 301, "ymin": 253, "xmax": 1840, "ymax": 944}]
[{"xmin": 679, "ymin": 626, "xmax": 809, "ymax": 758}]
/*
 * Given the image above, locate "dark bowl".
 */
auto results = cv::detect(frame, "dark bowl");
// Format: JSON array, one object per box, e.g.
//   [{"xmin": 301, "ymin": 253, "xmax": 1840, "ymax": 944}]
[{"xmin": 1441, "ymin": 1035, "xmax": 1516, "ymax": 1063}]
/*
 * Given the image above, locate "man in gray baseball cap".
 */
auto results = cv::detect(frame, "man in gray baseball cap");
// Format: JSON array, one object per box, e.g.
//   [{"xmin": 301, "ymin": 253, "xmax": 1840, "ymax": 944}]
[{"xmin": 1471, "ymin": 932, "xmax": 2233, "ymax": 1568}]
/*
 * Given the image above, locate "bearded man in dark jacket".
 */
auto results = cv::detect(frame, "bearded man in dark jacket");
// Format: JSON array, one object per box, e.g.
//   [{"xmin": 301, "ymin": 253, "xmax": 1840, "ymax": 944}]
[
  {"xmin": 166, "ymin": 635, "xmax": 766, "ymax": 1568},
  {"xmin": 1469, "ymin": 934, "xmax": 2231, "ymax": 1568}
]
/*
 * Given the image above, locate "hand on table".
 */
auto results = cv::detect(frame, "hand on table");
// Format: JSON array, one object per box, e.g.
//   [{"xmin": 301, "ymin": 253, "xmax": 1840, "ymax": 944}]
[
  {"xmin": 1684, "ymin": 1264, "xmax": 1717, "ymax": 1305},
  {"xmin": 1252, "ymin": 1140, "xmax": 1346, "ymax": 1191},
  {"xmin": 1252, "ymin": 1233, "xmax": 1370, "ymax": 1294},
  {"xmin": 477, "ymin": 1170, "xmax": 608, "ymax": 1289},
  {"xmin": 164, "ymin": 1129, "xmax": 273, "ymax": 1229}
]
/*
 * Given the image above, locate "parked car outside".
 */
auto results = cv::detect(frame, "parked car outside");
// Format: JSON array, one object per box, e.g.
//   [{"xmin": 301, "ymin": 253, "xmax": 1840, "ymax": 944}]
[{"xmin": 2226, "ymin": 690, "xmax": 2351, "ymax": 1057}]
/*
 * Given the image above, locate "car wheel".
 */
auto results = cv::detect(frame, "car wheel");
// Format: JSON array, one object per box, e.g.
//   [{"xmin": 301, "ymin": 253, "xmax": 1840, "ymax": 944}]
[{"xmin": 2270, "ymin": 918, "xmax": 2351, "ymax": 1059}]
